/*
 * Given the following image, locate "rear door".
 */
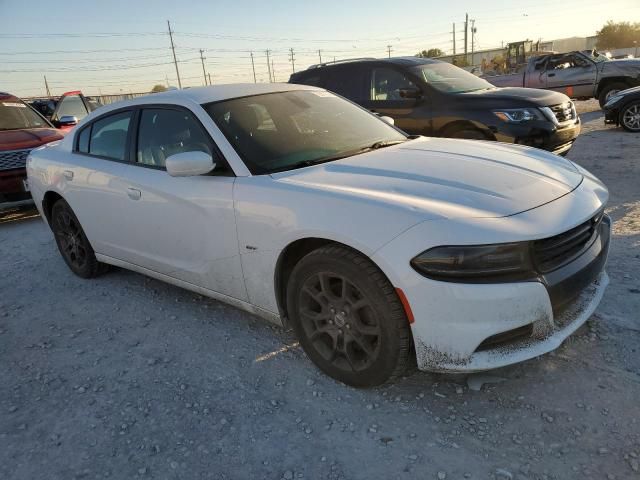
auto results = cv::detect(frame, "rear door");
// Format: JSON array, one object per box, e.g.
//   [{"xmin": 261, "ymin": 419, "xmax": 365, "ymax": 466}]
[
  {"xmin": 359, "ymin": 66, "xmax": 430, "ymax": 135},
  {"xmin": 542, "ymin": 53, "xmax": 597, "ymax": 98}
]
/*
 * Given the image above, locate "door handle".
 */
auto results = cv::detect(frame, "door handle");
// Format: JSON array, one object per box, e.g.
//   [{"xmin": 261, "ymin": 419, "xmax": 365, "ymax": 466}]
[
  {"xmin": 548, "ymin": 73, "xmax": 556, "ymax": 77},
  {"xmin": 63, "ymin": 170, "xmax": 74, "ymax": 180},
  {"xmin": 127, "ymin": 187, "xmax": 142, "ymax": 200}
]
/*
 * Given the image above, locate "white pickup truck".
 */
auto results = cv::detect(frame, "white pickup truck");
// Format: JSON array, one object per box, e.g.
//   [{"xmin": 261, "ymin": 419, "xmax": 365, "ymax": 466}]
[{"xmin": 485, "ymin": 50, "xmax": 640, "ymax": 107}]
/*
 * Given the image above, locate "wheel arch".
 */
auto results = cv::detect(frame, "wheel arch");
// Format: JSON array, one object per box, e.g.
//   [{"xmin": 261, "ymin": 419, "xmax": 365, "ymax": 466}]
[
  {"xmin": 437, "ymin": 120, "xmax": 495, "ymax": 140},
  {"xmin": 273, "ymin": 237, "xmax": 402, "ymax": 327},
  {"xmin": 596, "ymin": 77, "xmax": 635, "ymax": 96},
  {"xmin": 42, "ymin": 190, "xmax": 64, "ymax": 226}
]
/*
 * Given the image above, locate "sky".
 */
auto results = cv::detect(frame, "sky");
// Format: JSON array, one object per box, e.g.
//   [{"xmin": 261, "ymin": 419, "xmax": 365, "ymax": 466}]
[{"xmin": 1, "ymin": 0, "xmax": 639, "ymax": 97}]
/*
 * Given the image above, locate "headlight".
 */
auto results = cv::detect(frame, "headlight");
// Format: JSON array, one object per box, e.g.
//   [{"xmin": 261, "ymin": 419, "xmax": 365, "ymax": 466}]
[
  {"xmin": 411, "ymin": 243, "xmax": 533, "ymax": 281},
  {"xmin": 493, "ymin": 108, "xmax": 544, "ymax": 123}
]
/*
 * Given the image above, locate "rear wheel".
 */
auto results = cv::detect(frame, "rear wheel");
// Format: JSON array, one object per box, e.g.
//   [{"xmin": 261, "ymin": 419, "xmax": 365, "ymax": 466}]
[
  {"xmin": 598, "ymin": 82, "xmax": 627, "ymax": 108},
  {"xmin": 286, "ymin": 245, "xmax": 412, "ymax": 387},
  {"xmin": 619, "ymin": 101, "xmax": 640, "ymax": 132},
  {"xmin": 51, "ymin": 199, "xmax": 108, "ymax": 278}
]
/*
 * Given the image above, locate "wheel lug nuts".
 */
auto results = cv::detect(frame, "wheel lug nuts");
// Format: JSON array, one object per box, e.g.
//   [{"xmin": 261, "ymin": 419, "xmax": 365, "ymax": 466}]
[{"xmin": 328, "ymin": 320, "xmax": 333, "ymax": 325}]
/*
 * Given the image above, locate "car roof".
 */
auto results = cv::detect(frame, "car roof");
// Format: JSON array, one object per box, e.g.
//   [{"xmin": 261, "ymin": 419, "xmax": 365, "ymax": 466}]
[
  {"xmin": 145, "ymin": 82, "xmax": 321, "ymax": 105},
  {"xmin": 294, "ymin": 56, "xmax": 440, "ymax": 75},
  {"xmin": 0, "ymin": 92, "xmax": 21, "ymax": 102}
]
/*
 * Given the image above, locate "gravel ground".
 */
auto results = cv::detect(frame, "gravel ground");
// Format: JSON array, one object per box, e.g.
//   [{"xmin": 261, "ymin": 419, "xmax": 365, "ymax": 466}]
[{"xmin": 1, "ymin": 99, "xmax": 639, "ymax": 480}]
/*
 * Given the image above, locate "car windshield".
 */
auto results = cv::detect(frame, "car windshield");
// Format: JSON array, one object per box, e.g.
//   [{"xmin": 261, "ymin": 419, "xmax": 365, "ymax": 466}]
[
  {"xmin": 411, "ymin": 62, "xmax": 494, "ymax": 93},
  {"xmin": 204, "ymin": 90, "xmax": 407, "ymax": 174},
  {"xmin": 0, "ymin": 99, "xmax": 51, "ymax": 130}
]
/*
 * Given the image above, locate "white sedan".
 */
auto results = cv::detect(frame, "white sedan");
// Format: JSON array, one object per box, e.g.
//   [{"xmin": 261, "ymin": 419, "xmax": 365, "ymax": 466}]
[{"xmin": 27, "ymin": 83, "xmax": 610, "ymax": 387}]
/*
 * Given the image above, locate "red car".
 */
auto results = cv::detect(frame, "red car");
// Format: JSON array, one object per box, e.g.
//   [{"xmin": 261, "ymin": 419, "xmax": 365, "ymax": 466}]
[
  {"xmin": 29, "ymin": 90, "xmax": 101, "ymax": 132},
  {"xmin": 0, "ymin": 93, "xmax": 64, "ymax": 203}
]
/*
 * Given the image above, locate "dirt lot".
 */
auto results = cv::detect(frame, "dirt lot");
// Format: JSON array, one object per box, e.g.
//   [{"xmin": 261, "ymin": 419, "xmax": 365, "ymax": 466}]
[{"xmin": 1, "ymin": 100, "xmax": 639, "ymax": 480}]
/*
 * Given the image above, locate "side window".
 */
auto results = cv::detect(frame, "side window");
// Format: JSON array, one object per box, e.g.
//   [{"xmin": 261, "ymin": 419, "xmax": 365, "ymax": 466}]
[
  {"xmin": 53, "ymin": 95, "xmax": 89, "ymax": 122},
  {"xmin": 371, "ymin": 68, "xmax": 418, "ymax": 101},
  {"xmin": 76, "ymin": 126, "xmax": 91, "ymax": 153},
  {"xmin": 136, "ymin": 108, "xmax": 213, "ymax": 168},
  {"xmin": 324, "ymin": 67, "xmax": 367, "ymax": 101},
  {"xmin": 89, "ymin": 111, "xmax": 132, "ymax": 161}
]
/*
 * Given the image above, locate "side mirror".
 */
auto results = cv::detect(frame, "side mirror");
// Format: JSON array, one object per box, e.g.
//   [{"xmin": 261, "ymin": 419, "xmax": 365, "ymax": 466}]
[
  {"xmin": 166, "ymin": 151, "xmax": 215, "ymax": 177},
  {"xmin": 57, "ymin": 115, "xmax": 78, "ymax": 127},
  {"xmin": 380, "ymin": 116, "xmax": 395, "ymax": 126},
  {"xmin": 399, "ymin": 88, "xmax": 422, "ymax": 99}
]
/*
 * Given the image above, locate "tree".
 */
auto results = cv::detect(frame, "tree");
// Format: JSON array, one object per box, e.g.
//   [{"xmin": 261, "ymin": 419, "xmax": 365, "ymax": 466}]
[
  {"xmin": 151, "ymin": 84, "xmax": 168, "ymax": 93},
  {"xmin": 416, "ymin": 48, "xmax": 444, "ymax": 58},
  {"xmin": 596, "ymin": 21, "xmax": 640, "ymax": 50},
  {"xmin": 451, "ymin": 55, "xmax": 469, "ymax": 67}
]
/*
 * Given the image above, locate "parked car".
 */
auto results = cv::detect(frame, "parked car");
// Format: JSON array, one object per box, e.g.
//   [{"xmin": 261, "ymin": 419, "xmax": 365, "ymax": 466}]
[
  {"xmin": 289, "ymin": 57, "xmax": 580, "ymax": 156},
  {"xmin": 484, "ymin": 50, "xmax": 640, "ymax": 107},
  {"xmin": 0, "ymin": 92, "xmax": 63, "ymax": 203},
  {"xmin": 29, "ymin": 91, "xmax": 101, "ymax": 131},
  {"xmin": 603, "ymin": 85, "xmax": 640, "ymax": 132},
  {"xmin": 28, "ymin": 84, "xmax": 610, "ymax": 387}
]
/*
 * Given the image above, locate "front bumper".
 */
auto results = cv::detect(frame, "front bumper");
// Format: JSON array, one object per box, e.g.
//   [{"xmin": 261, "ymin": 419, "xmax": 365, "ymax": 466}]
[
  {"xmin": 604, "ymin": 105, "xmax": 620, "ymax": 125},
  {"xmin": 0, "ymin": 167, "xmax": 30, "ymax": 201},
  {"xmin": 493, "ymin": 119, "xmax": 581, "ymax": 156},
  {"xmin": 372, "ymin": 175, "xmax": 610, "ymax": 372}
]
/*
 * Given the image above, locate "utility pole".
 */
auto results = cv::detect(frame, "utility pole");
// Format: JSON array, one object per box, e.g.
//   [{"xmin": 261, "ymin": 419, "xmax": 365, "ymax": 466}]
[
  {"xmin": 250, "ymin": 52, "xmax": 257, "ymax": 83},
  {"xmin": 165, "ymin": 74, "xmax": 170, "ymax": 88},
  {"xmin": 167, "ymin": 20, "xmax": 182, "ymax": 89},
  {"xmin": 199, "ymin": 49, "xmax": 208, "ymax": 86},
  {"xmin": 464, "ymin": 13, "xmax": 468, "ymax": 63},
  {"xmin": 452, "ymin": 23, "xmax": 456, "ymax": 56},
  {"xmin": 44, "ymin": 75, "xmax": 51, "ymax": 98},
  {"xmin": 318, "ymin": 49, "xmax": 322, "ymax": 64},
  {"xmin": 208, "ymin": 73, "xmax": 212, "ymax": 85},
  {"xmin": 471, "ymin": 19, "xmax": 476, "ymax": 61},
  {"xmin": 265, "ymin": 50, "xmax": 272, "ymax": 83},
  {"xmin": 387, "ymin": 45, "xmax": 392, "ymax": 58},
  {"xmin": 289, "ymin": 48, "xmax": 296, "ymax": 73},
  {"xmin": 272, "ymin": 59, "xmax": 276, "ymax": 81}
]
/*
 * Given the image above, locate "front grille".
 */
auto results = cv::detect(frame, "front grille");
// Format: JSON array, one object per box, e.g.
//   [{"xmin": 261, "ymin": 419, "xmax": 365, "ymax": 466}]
[
  {"xmin": 549, "ymin": 102, "xmax": 577, "ymax": 123},
  {"xmin": 0, "ymin": 149, "xmax": 31, "ymax": 171},
  {"xmin": 533, "ymin": 211, "xmax": 603, "ymax": 273}
]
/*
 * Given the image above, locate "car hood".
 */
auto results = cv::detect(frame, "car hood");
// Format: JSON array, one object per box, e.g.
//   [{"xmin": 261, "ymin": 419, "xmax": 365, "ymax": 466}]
[
  {"xmin": 602, "ymin": 58, "xmax": 640, "ymax": 75},
  {"xmin": 460, "ymin": 87, "xmax": 570, "ymax": 107},
  {"xmin": 272, "ymin": 137, "xmax": 583, "ymax": 220},
  {"xmin": 0, "ymin": 128, "xmax": 63, "ymax": 151}
]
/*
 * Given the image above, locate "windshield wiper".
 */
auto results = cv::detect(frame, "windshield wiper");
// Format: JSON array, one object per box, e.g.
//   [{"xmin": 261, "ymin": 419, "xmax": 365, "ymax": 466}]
[{"xmin": 369, "ymin": 139, "xmax": 408, "ymax": 149}]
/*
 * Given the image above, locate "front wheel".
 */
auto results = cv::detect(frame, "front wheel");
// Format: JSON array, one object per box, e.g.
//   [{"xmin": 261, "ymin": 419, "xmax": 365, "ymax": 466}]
[
  {"xmin": 619, "ymin": 100, "xmax": 640, "ymax": 132},
  {"xmin": 51, "ymin": 199, "xmax": 108, "ymax": 278},
  {"xmin": 286, "ymin": 245, "xmax": 412, "ymax": 387},
  {"xmin": 598, "ymin": 82, "xmax": 627, "ymax": 108}
]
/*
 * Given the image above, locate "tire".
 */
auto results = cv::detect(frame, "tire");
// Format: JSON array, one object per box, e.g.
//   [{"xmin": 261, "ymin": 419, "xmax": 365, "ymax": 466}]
[
  {"xmin": 619, "ymin": 100, "xmax": 640, "ymax": 132},
  {"xmin": 598, "ymin": 82, "xmax": 628, "ymax": 108},
  {"xmin": 286, "ymin": 245, "xmax": 412, "ymax": 387},
  {"xmin": 445, "ymin": 127, "xmax": 488, "ymax": 140},
  {"xmin": 51, "ymin": 199, "xmax": 108, "ymax": 278}
]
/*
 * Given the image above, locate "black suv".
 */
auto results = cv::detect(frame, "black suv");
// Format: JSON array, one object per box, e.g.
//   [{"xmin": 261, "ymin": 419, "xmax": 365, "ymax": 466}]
[{"xmin": 290, "ymin": 57, "xmax": 581, "ymax": 155}]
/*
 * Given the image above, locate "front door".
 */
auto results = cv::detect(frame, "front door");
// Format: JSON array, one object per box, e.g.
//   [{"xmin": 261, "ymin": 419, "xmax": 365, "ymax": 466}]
[
  {"xmin": 543, "ymin": 53, "xmax": 597, "ymax": 98},
  {"xmin": 360, "ymin": 66, "xmax": 429, "ymax": 135},
  {"xmin": 115, "ymin": 106, "xmax": 247, "ymax": 301}
]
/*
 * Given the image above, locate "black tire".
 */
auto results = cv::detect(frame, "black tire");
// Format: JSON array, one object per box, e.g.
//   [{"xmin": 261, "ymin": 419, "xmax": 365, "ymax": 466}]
[
  {"xmin": 286, "ymin": 245, "xmax": 412, "ymax": 387},
  {"xmin": 598, "ymin": 82, "xmax": 628, "ymax": 108},
  {"xmin": 51, "ymin": 199, "xmax": 108, "ymax": 278},
  {"xmin": 445, "ymin": 127, "xmax": 488, "ymax": 140},
  {"xmin": 619, "ymin": 100, "xmax": 640, "ymax": 132}
]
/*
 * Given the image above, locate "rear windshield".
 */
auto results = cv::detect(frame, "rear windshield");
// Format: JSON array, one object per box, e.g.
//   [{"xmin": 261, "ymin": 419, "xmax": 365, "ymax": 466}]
[
  {"xmin": 411, "ymin": 63, "xmax": 493, "ymax": 93},
  {"xmin": 0, "ymin": 99, "xmax": 51, "ymax": 130}
]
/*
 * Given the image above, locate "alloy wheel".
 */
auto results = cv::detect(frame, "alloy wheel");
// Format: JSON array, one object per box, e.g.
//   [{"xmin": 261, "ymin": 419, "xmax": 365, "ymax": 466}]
[
  {"xmin": 622, "ymin": 104, "xmax": 640, "ymax": 131},
  {"xmin": 298, "ymin": 271, "xmax": 381, "ymax": 373},
  {"xmin": 54, "ymin": 209, "xmax": 88, "ymax": 270}
]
